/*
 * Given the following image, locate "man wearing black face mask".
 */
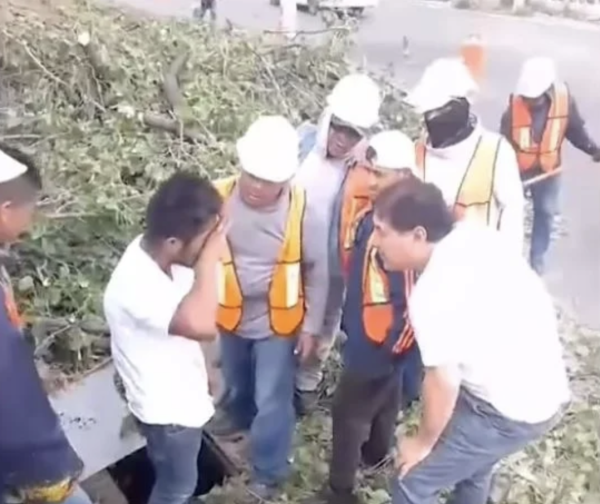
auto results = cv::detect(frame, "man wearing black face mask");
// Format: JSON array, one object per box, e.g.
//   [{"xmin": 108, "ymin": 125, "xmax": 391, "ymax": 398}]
[
  {"xmin": 499, "ymin": 57, "xmax": 600, "ymax": 275},
  {"xmin": 406, "ymin": 58, "xmax": 525, "ymax": 255}
]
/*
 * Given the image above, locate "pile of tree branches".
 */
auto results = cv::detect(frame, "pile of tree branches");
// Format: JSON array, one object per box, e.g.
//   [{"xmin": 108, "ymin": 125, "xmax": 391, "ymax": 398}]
[{"xmin": 0, "ymin": 0, "xmax": 418, "ymax": 376}]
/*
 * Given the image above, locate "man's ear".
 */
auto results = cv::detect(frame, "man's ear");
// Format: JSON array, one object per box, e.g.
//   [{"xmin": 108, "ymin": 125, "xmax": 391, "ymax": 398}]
[{"xmin": 414, "ymin": 225, "xmax": 428, "ymax": 243}]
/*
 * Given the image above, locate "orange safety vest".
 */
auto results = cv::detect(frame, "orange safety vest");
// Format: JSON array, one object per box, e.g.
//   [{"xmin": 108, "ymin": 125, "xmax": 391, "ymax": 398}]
[
  {"xmin": 1, "ymin": 267, "xmax": 24, "ymax": 329},
  {"xmin": 339, "ymin": 165, "xmax": 372, "ymax": 275},
  {"xmin": 362, "ymin": 235, "xmax": 415, "ymax": 354},
  {"xmin": 415, "ymin": 134, "xmax": 500, "ymax": 226},
  {"xmin": 213, "ymin": 176, "xmax": 306, "ymax": 336},
  {"xmin": 510, "ymin": 82, "xmax": 569, "ymax": 173}
]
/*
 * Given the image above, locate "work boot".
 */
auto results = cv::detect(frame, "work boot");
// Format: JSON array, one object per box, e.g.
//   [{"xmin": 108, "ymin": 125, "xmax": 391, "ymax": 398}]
[
  {"xmin": 206, "ymin": 410, "xmax": 244, "ymax": 439},
  {"xmin": 319, "ymin": 485, "xmax": 364, "ymax": 504},
  {"xmin": 294, "ymin": 389, "xmax": 319, "ymax": 417}
]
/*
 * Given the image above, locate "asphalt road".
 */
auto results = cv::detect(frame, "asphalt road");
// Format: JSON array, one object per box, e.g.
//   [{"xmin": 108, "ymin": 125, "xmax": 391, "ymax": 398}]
[{"xmin": 114, "ymin": 0, "xmax": 600, "ymax": 328}]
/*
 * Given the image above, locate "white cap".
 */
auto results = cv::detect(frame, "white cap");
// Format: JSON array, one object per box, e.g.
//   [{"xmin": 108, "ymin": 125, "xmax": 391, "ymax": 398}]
[
  {"xmin": 369, "ymin": 130, "xmax": 417, "ymax": 173},
  {"xmin": 236, "ymin": 116, "xmax": 299, "ymax": 183},
  {"xmin": 405, "ymin": 58, "xmax": 478, "ymax": 114},
  {"xmin": 0, "ymin": 149, "xmax": 27, "ymax": 183},
  {"xmin": 516, "ymin": 57, "xmax": 556, "ymax": 98},
  {"xmin": 327, "ymin": 74, "xmax": 381, "ymax": 130}
]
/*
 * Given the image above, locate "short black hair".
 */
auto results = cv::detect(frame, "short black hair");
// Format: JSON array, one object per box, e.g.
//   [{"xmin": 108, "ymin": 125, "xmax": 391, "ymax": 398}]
[
  {"xmin": 145, "ymin": 171, "xmax": 223, "ymax": 244},
  {"xmin": 373, "ymin": 177, "xmax": 454, "ymax": 243},
  {"xmin": 0, "ymin": 144, "xmax": 42, "ymax": 204}
]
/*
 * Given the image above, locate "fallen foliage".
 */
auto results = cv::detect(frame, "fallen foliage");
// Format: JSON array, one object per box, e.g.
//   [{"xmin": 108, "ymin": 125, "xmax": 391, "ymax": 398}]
[
  {"xmin": 1, "ymin": 0, "xmax": 417, "ymax": 376},
  {"xmin": 205, "ymin": 310, "xmax": 600, "ymax": 504}
]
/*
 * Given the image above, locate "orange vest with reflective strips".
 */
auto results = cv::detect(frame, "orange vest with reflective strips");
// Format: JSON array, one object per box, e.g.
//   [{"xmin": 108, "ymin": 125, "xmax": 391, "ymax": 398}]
[
  {"xmin": 339, "ymin": 165, "xmax": 371, "ymax": 276},
  {"xmin": 213, "ymin": 176, "xmax": 306, "ymax": 337},
  {"xmin": 362, "ymin": 235, "xmax": 416, "ymax": 354},
  {"xmin": 1, "ymin": 266, "xmax": 24, "ymax": 329},
  {"xmin": 510, "ymin": 83, "xmax": 569, "ymax": 173},
  {"xmin": 415, "ymin": 134, "xmax": 500, "ymax": 226}
]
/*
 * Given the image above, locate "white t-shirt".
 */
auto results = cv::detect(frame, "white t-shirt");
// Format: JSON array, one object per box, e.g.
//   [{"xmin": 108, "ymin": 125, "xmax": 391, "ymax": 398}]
[
  {"xmin": 410, "ymin": 222, "xmax": 570, "ymax": 424},
  {"xmin": 103, "ymin": 236, "xmax": 214, "ymax": 428}
]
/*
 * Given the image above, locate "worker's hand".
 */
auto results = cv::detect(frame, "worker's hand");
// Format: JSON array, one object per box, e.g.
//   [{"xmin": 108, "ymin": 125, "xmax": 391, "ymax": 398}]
[
  {"xmin": 294, "ymin": 332, "xmax": 316, "ymax": 363},
  {"xmin": 196, "ymin": 215, "xmax": 230, "ymax": 270},
  {"xmin": 591, "ymin": 150, "xmax": 600, "ymax": 163},
  {"xmin": 395, "ymin": 436, "xmax": 432, "ymax": 478}
]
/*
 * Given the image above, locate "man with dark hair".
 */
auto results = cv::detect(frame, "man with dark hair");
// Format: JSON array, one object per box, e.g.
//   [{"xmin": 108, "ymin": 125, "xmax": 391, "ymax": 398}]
[
  {"xmin": 0, "ymin": 146, "xmax": 93, "ymax": 504},
  {"xmin": 371, "ymin": 179, "xmax": 569, "ymax": 504},
  {"xmin": 104, "ymin": 171, "xmax": 226, "ymax": 504}
]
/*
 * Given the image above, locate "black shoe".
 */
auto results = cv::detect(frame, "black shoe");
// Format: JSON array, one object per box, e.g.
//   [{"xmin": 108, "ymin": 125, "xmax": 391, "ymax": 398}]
[
  {"xmin": 294, "ymin": 390, "xmax": 319, "ymax": 417},
  {"xmin": 321, "ymin": 486, "xmax": 364, "ymax": 504},
  {"xmin": 206, "ymin": 411, "xmax": 244, "ymax": 439}
]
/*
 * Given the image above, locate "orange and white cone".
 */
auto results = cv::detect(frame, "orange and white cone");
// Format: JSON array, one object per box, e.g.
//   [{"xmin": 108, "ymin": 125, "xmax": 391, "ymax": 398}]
[{"xmin": 460, "ymin": 34, "xmax": 486, "ymax": 85}]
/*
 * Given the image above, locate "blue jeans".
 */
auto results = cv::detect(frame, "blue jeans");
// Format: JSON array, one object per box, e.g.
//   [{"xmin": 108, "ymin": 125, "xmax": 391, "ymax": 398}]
[
  {"xmin": 400, "ymin": 348, "xmax": 423, "ymax": 409},
  {"xmin": 392, "ymin": 390, "xmax": 558, "ymax": 504},
  {"xmin": 139, "ymin": 423, "xmax": 203, "ymax": 504},
  {"xmin": 220, "ymin": 333, "xmax": 296, "ymax": 486},
  {"xmin": 529, "ymin": 175, "xmax": 561, "ymax": 274}
]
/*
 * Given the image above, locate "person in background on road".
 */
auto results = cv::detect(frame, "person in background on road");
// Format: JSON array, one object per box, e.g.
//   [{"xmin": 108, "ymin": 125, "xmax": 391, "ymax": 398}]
[
  {"xmin": 294, "ymin": 73, "xmax": 382, "ymax": 415},
  {"xmin": 321, "ymin": 131, "xmax": 422, "ymax": 504},
  {"xmin": 211, "ymin": 116, "xmax": 329, "ymax": 500},
  {"xmin": 0, "ymin": 146, "xmax": 92, "ymax": 504},
  {"xmin": 406, "ymin": 58, "xmax": 525, "ymax": 254},
  {"xmin": 371, "ymin": 178, "xmax": 570, "ymax": 504},
  {"xmin": 192, "ymin": 0, "xmax": 217, "ymax": 23},
  {"xmin": 104, "ymin": 172, "xmax": 226, "ymax": 504},
  {"xmin": 499, "ymin": 56, "xmax": 600, "ymax": 275}
]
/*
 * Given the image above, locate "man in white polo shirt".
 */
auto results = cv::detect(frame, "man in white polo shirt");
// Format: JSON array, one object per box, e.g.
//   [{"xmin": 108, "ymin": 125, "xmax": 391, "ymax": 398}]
[
  {"xmin": 370, "ymin": 178, "xmax": 569, "ymax": 504},
  {"xmin": 104, "ymin": 172, "xmax": 226, "ymax": 504}
]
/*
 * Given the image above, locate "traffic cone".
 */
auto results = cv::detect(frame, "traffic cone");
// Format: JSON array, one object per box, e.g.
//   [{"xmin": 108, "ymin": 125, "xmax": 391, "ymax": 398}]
[{"xmin": 460, "ymin": 34, "xmax": 486, "ymax": 85}]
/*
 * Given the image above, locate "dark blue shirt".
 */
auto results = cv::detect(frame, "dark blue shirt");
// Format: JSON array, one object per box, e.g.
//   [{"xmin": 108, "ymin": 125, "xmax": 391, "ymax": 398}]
[
  {"xmin": 340, "ymin": 211, "xmax": 420, "ymax": 380},
  {"xmin": 0, "ymin": 288, "xmax": 83, "ymax": 491}
]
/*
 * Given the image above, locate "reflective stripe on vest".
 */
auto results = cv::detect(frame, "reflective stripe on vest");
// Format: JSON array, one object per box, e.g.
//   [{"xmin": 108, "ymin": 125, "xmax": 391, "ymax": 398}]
[
  {"xmin": 1, "ymin": 266, "xmax": 23, "ymax": 329},
  {"xmin": 213, "ymin": 176, "xmax": 306, "ymax": 336},
  {"xmin": 339, "ymin": 165, "xmax": 371, "ymax": 276},
  {"xmin": 362, "ymin": 235, "xmax": 416, "ymax": 355},
  {"xmin": 510, "ymin": 82, "xmax": 569, "ymax": 173},
  {"xmin": 415, "ymin": 134, "xmax": 499, "ymax": 226}
]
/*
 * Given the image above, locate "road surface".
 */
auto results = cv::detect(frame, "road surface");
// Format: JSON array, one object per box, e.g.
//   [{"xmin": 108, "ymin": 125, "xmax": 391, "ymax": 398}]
[{"xmin": 114, "ymin": 0, "xmax": 600, "ymax": 329}]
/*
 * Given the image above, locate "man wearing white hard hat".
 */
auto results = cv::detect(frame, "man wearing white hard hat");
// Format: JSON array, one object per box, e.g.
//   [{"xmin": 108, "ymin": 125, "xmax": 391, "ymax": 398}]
[
  {"xmin": 320, "ymin": 131, "xmax": 422, "ymax": 504},
  {"xmin": 406, "ymin": 58, "xmax": 525, "ymax": 255},
  {"xmin": 295, "ymin": 73, "xmax": 382, "ymax": 415},
  {"xmin": 0, "ymin": 146, "xmax": 94, "ymax": 504},
  {"xmin": 211, "ymin": 116, "xmax": 329, "ymax": 498},
  {"xmin": 500, "ymin": 56, "xmax": 600, "ymax": 275}
]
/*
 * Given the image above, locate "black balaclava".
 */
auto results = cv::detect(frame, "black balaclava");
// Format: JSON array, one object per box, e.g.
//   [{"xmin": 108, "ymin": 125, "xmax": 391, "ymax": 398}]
[{"xmin": 424, "ymin": 98, "xmax": 475, "ymax": 149}]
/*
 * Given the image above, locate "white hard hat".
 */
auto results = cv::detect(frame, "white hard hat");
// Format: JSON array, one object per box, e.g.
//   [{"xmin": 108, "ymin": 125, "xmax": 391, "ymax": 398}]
[
  {"xmin": 369, "ymin": 130, "xmax": 417, "ymax": 173},
  {"xmin": 236, "ymin": 116, "xmax": 299, "ymax": 183},
  {"xmin": 0, "ymin": 149, "xmax": 27, "ymax": 183},
  {"xmin": 516, "ymin": 57, "xmax": 556, "ymax": 98},
  {"xmin": 405, "ymin": 58, "xmax": 478, "ymax": 114},
  {"xmin": 326, "ymin": 74, "xmax": 381, "ymax": 130}
]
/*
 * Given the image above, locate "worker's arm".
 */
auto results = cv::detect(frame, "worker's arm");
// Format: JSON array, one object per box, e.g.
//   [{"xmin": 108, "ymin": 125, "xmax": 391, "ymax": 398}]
[
  {"xmin": 117, "ymin": 226, "xmax": 226, "ymax": 342},
  {"xmin": 0, "ymin": 295, "xmax": 83, "ymax": 494},
  {"xmin": 564, "ymin": 95, "xmax": 600, "ymax": 157},
  {"xmin": 494, "ymin": 139, "xmax": 525, "ymax": 255},
  {"xmin": 300, "ymin": 196, "xmax": 330, "ymax": 337}
]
